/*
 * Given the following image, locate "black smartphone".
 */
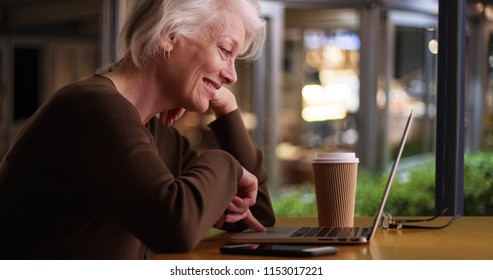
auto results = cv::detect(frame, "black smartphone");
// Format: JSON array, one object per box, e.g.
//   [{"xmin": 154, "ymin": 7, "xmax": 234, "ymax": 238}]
[{"xmin": 219, "ymin": 243, "xmax": 339, "ymax": 257}]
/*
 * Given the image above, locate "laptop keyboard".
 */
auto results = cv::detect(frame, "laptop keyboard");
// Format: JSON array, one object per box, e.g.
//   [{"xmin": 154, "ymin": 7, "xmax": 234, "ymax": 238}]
[{"xmin": 289, "ymin": 227, "xmax": 364, "ymax": 238}]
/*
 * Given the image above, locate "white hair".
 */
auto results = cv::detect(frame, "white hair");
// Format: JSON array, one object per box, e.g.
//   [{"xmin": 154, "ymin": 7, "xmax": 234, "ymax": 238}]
[{"xmin": 119, "ymin": 0, "xmax": 266, "ymax": 68}]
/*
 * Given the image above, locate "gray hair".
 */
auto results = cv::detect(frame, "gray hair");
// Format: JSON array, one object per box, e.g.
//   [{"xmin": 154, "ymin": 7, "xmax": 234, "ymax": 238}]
[{"xmin": 120, "ymin": 0, "xmax": 266, "ymax": 68}]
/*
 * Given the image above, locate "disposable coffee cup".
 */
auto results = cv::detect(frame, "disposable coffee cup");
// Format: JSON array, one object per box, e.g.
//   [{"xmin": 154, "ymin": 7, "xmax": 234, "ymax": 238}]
[{"xmin": 312, "ymin": 153, "xmax": 359, "ymax": 227}]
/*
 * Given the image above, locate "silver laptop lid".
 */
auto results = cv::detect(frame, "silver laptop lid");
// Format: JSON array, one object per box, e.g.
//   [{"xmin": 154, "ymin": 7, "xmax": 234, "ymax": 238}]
[{"xmin": 368, "ymin": 110, "xmax": 413, "ymax": 240}]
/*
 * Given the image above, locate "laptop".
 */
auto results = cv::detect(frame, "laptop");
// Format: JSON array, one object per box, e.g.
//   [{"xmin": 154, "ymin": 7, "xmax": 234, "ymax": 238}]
[{"xmin": 229, "ymin": 110, "xmax": 414, "ymax": 245}]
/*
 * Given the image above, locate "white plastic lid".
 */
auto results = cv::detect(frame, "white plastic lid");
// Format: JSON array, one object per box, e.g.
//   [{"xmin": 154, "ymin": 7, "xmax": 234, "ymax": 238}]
[{"xmin": 312, "ymin": 152, "xmax": 359, "ymax": 163}]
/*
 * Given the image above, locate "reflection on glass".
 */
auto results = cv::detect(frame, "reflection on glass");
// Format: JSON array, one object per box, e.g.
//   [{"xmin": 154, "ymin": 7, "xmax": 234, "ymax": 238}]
[
  {"xmin": 300, "ymin": 30, "xmax": 360, "ymax": 150},
  {"xmin": 390, "ymin": 26, "xmax": 437, "ymax": 157}
]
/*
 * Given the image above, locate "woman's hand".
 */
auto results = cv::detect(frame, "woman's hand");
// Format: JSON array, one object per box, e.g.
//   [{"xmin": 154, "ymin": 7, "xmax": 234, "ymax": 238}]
[
  {"xmin": 159, "ymin": 107, "xmax": 185, "ymax": 126},
  {"xmin": 209, "ymin": 87, "xmax": 238, "ymax": 118},
  {"xmin": 215, "ymin": 167, "xmax": 266, "ymax": 232}
]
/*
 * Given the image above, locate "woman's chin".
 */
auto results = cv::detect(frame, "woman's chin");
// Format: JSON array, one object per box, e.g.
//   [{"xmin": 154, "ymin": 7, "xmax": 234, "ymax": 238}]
[{"xmin": 192, "ymin": 103, "xmax": 210, "ymax": 114}]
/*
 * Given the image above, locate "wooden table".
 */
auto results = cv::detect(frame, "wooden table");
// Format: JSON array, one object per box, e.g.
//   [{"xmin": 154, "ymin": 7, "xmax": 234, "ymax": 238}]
[{"xmin": 152, "ymin": 216, "xmax": 493, "ymax": 260}]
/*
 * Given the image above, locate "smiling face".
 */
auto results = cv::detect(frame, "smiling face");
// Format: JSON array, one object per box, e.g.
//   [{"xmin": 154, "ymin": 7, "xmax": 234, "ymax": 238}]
[{"xmin": 158, "ymin": 8, "xmax": 246, "ymax": 113}]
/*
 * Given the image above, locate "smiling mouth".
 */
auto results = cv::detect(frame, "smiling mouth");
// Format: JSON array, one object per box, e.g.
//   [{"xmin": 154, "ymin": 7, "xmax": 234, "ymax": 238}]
[{"xmin": 203, "ymin": 79, "xmax": 220, "ymax": 97}]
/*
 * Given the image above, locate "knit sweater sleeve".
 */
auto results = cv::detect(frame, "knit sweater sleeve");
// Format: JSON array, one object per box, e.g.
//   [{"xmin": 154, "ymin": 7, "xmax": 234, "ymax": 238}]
[{"xmin": 208, "ymin": 109, "xmax": 276, "ymax": 231}]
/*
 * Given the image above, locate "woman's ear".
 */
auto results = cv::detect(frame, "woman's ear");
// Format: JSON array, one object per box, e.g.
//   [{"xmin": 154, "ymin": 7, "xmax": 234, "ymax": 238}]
[
  {"xmin": 160, "ymin": 32, "xmax": 176, "ymax": 52},
  {"xmin": 161, "ymin": 38, "xmax": 174, "ymax": 52}
]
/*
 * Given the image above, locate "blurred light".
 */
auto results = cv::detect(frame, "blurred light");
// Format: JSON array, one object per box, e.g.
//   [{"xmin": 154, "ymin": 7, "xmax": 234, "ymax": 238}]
[
  {"xmin": 319, "ymin": 69, "xmax": 333, "ymax": 84},
  {"xmin": 324, "ymin": 84, "xmax": 351, "ymax": 100},
  {"xmin": 341, "ymin": 129, "xmax": 358, "ymax": 145},
  {"xmin": 428, "ymin": 39, "xmax": 438, "ymax": 54},
  {"xmin": 476, "ymin": 3, "xmax": 485, "ymax": 13},
  {"xmin": 304, "ymin": 31, "xmax": 326, "ymax": 49},
  {"xmin": 377, "ymin": 90, "xmax": 386, "ymax": 109},
  {"xmin": 275, "ymin": 142, "xmax": 302, "ymax": 160},
  {"xmin": 485, "ymin": 6, "xmax": 493, "ymax": 20},
  {"xmin": 302, "ymin": 83, "xmax": 358, "ymax": 119},
  {"xmin": 335, "ymin": 129, "xmax": 359, "ymax": 146},
  {"xmin": 324, "ymin": 44, "xmax": 344, "ymax": 66},
  {"xmin": 304, "ymin": 31, "xmax": 360, "ymax": 50},
  {"xmin": 241, "ymin": 112, "xmax": 258, "ymax": 131},
  {"xmin": 332, "ymin": 33, "xmax": 360, "ymax": 50},
  {"xmin": 302, "ymin": 84, "xmax": 324, "ymax": 105},
  {"xmin": 302, "ymin": 104, "xmax": 347, "ymax": 122}
]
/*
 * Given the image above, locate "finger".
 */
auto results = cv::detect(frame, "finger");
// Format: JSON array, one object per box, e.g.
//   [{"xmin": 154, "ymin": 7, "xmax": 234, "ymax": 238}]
[
  {"xmin": 159, "ymin": 111, "xmax": 175, "ymax": 126},
  {"xmin": 159, "ymin": 112, "xmax": 167, "ymax": 122},
  {"xmin": 234, "ymin": 193, "xmax": 255, "ymax": 205},
  {"xmin": 224, "ymin": 211, "xmax": 248, "ymax": 223},
  {"xmin": 227, "ymin": 201, "xmax": 254, "ymax": 215},
  {"xmin": 214, "ymin": 214, "xmax": 225, "ymax": 228},
  {"xmin": 227, "ymin": 202, "xmax": 248, "ymax": 214},
  {"xmin": 237, "ymin": 168, "xmax": 258, "ymax": 203},
  {"xmin": 223, "ymin": 209, "xmax": 267, "ymax": 232},
  {"xmin": 238, "ymin": 168, "xmax": 258, "ymax": 188},
  {"xmin": 243, "ymin": 210, "xmax": 267, "ymax": 232},
  {"xmin": 209, "ymin": 87, "xmax": 238, "ymax": 117},
  {"xmin": 174, "ymin": 108, "xmax": 186, "ymax": 120},
  {"xmin": 228, "ymin": 196, "xmax": 251, "ymax": 210}
]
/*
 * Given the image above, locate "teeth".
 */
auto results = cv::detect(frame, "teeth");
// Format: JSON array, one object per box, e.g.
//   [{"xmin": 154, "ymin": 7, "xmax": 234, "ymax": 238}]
[{"xmin": 205, "ymin": 81, "xmax": 216, "ymax": 90}]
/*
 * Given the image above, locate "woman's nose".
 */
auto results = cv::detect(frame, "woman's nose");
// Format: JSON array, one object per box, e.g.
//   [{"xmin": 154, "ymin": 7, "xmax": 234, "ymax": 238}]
[{"xmin": 220, "ymin": 62, "xmax": 238, "ymax": 85}]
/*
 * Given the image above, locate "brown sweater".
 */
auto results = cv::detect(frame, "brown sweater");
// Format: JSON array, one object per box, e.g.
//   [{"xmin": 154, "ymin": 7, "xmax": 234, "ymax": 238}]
[{"xmin": 0, "ymin": 74, "xmax": 275, "ymax": 259}]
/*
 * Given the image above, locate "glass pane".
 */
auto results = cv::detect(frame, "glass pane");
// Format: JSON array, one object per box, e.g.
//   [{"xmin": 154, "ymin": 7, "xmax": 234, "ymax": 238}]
[
  {"xmin": 391, "ymin": 26, "xmax": 437, "ymax": 158},
  {"xmin": 484, "ymin": 36, "xmax": 493, "ymax": 149},
  {"xmin": 462, "ymin": 31, "xmax": 493, "ymax": 216},
  {"xmin": 383, "ymin": 25, "xmax": 438, "ymax": 216},
  {"xmin": 300, "ymin": 30, "xmax": 360, "ymax": 149},
  {"xmin": 274, "ymin": 8, "xmax": 361, "ymax": 217},
  {"xmin": 275, "ymin": 10, "xmax": 440, "ymax": 217}
]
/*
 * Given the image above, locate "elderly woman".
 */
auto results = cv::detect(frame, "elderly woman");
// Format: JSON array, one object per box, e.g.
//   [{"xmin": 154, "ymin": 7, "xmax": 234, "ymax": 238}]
[{"xmin": 0, "ymin": 0, "xmax": 275, "ymax": 259}]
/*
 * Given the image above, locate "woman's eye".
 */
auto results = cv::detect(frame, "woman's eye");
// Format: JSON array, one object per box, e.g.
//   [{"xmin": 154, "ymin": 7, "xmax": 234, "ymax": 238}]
[{"xmin": 220, "ymin": 47, "xmax": 232, "ymax": 57}]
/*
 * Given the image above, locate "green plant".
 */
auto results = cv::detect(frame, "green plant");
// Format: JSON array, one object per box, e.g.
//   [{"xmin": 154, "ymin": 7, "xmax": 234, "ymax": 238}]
[
  {"xmin": 464, "ymin": 152, "xmax": 493, "ymax": 215},
  {"xmin": 383, "ymin": 165, "xmax": 435, "ymax": 215},
  {"xmin": 272, "ymin": 187, "xmax": 317, "ymax": 217},
  {"xmin": 354, "ymin": 165, "xmax": 436, "ymax": 216}
]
